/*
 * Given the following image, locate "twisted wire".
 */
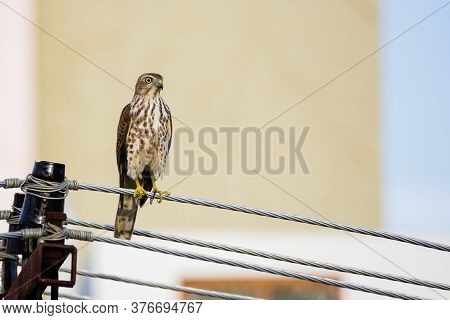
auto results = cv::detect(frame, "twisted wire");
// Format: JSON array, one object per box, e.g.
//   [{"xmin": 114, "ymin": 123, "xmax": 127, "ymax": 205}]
[
  {"xmin": 0, "ymin": 240, "xmax": 18, "ymax": 262},
  {"xmin": 0, "ymin": 250, "xmax": 19, "ymax": 262},
  {"xmin": 66, "ymin": 228, "xmax": 95, "ymax": 242},
  {"xmin": 20, "ymin": 175, "xmax": 69, "ymax": 200},
  {"xmin": 8, "ymin": 214, "xmax": 20, "ymax": 225},
  {"xmin": 0, "ymin": 209, "xmax": 20, "ymax": 224},
  {"xmin": 0, "ymin": 231, "xmax": 26, "ymax": 240},
  {"xmin": 0, "ymin": 229, "xmax": 44, "ymax": 240},
  {"xmin": 0, "ymin": 178, "xmax": 22, "ymax": 189},
  {"xmin": 84, "ymin": 235, "xmax": 425, "ymax": 300},
  {"xmin": 0, "ymin": 210, "xmax": 10, "ymax": 220},
  {"xmin": 0, "ymin": 214, "xmax": 94, "ymax": 242},
  {"xmin": 22, "ymin": 228, "xmax": 45, "ymax": 239},
  {"xmin": 41, "ymin": 223, "xmax": 68, "ymax": 241},
  {"xmin": 2, "ymin": 178, "xmax": 450, "ymax": 252},
  {"xmin": 0, "ymin": 226, "xmax": 91, "ymax": 242},
  {"xmin": 59, "ymin": 268, "xmax": 255, "ymax": 300},
  {"xmin": 67, "ymin": 218, "xmax": 450, "ymax": 291},
  {"xmin": 11, "ymin": 206, "xmax": 21, "ymax": 213}
]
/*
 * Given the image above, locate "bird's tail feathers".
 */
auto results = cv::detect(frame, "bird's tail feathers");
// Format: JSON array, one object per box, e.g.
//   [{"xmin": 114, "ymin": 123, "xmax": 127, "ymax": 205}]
[{"xmin": 114, "ymin": 193, "xmax": 138, "ymax": 240}]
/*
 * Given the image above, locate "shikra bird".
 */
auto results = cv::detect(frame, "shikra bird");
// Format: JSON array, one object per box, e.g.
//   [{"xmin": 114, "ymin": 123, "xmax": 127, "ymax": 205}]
[{"xmin": 114, "ymin": 73, "xmax": 173, "ymax": 240}]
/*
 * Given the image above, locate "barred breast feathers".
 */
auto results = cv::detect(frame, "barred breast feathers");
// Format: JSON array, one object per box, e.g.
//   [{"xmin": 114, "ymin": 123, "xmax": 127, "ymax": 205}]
[{"xmin": 126, "ymin": 95, "xmax": 171, "ymax": 181}]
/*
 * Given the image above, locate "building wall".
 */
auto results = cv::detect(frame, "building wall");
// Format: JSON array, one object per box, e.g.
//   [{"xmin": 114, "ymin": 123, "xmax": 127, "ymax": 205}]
[
  {"xmin": 0, "ymin": 0, "xmax": 36, "ymax": 225},
  {"xmin": 36, "ymin": 0, "xmax": 380, "ymax": 231}
]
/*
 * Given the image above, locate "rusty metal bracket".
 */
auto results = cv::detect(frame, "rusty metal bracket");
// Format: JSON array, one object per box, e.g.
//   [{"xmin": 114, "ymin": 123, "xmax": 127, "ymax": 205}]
[
  {"xmin": 4, "ymin": 242, "xmax": 77, "ymax": 300},
  {"xmin": 39, "ymin": 242, "xmax": 77, "ymax": 287}
]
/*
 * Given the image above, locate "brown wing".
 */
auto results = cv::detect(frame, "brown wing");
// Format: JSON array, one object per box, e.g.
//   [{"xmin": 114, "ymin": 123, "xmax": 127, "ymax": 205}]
[
  {"xmin": 162, "ymin": 98, "xmax": 173, "ymax": 152},
  {"xmin": 159, "ymin": 102, "xmax": 172, "ymax": 178},
  {"xmin": 116, "ymin": 104, "xmax": 131, "ymax": 167},
  {"xmin": 167, "ymin": 108, "xmax": 173, "ymax": 151},
  {"xmin": 114, "ymin": 104, "xmax": 138, "ymax": 240}
]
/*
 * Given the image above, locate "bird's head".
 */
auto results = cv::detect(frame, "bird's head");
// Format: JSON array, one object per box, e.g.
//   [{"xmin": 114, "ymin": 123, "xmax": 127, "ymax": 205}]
[{"xmin": 134, "ymin": 73, "xmax": 164, "ymax": 97}]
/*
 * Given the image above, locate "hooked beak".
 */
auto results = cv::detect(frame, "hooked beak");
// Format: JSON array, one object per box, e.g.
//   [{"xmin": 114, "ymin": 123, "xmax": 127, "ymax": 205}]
[{"xmin": 156, "ymin": 81, "xmax": 163, "ymax": 90}]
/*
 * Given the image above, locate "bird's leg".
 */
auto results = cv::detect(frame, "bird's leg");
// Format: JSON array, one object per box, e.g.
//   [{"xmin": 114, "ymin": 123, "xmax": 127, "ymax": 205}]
[
  {"xmin": 133, "ymin": 179, "xmax": 147, "ymax": 200},
  {"xmin": 150, "ymin": 176, "xmax": 171, "ymax": 204}
]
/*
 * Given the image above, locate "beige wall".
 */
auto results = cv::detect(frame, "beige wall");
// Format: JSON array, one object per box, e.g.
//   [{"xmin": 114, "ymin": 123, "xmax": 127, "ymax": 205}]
[
  {"xmin": 37, "ymin": 0, "xmax": 379, "ymax": 230},
  {"xmin": 0, "ymin": 0, "xmax": 36, "ymax": 218}
]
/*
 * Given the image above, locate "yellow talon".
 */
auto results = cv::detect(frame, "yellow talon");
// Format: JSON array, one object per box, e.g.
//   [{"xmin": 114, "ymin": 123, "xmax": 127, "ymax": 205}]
[
  {"xmin": 133, "ymin": 179, "xmax": 147, "ymax": 200},
  {"xmin": 150, "ymin": 177, "xmax": 170, "ymax": 204}
]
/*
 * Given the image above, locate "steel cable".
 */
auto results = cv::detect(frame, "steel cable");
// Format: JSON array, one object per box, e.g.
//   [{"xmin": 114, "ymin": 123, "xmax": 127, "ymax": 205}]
[
  {"xmin": 0, "ymin": 225, "xmax": 429, "ymax": 299},
  {"xmin": 2, "ymin": 178, "xmax": 450, "ymax": 252},
  {"xmin": 67, "ymin": 218, "xmax": 450, "ymax": 291},
  {"xmin": 59, "ymin": 268, "xmax": 256, "ymax": 300},
  {"xmin": 88, "ymin": 235, "xmax": 425, "ymax": 300}
]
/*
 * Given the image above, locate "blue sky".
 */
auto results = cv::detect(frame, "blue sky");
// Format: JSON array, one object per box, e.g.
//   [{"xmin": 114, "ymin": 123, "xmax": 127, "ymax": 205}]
[{"xmin": 380, "ymin": 0, "xmax": 450, "ymax": 234}]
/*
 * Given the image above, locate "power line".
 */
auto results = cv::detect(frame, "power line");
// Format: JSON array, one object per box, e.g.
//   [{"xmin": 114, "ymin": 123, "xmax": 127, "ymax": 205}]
[
  {"xmin": 89, "ymin": 234, "xmax": 424, "ymax": 300},
  {"xmin": 0, "ymin": 222, "xmax": 429, "ymax": 299},
  {"xmin": 67, "ymin": 218, "xmax": 450, "ymax": 291},
  {"xmin": 0, "ymin": 230, "xmax": 37, "ymax": 240},
  {"xmin": 60, "ymin": 268, "xmax": 256, "ymax": 300},
  {"xmin": 2, "ymin": 177, "xmax": 449, "ymax": 252},
  {"xmin": 1, "ymin": 178, "xmax": 446, "ymax": 299}
]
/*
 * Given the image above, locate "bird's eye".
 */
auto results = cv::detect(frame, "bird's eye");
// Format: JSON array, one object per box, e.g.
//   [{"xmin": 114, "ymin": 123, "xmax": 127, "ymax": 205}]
[{"xmin": 145, "ymin": 77, "xmax": 152, "ymax": 84}]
